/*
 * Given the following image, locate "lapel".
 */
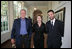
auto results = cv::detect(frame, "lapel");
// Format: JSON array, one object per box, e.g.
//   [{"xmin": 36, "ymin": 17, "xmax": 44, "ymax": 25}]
[
  {"xmin": 17, "ymin": 18, "xmax": 21, "ymax": 28},
  {"xmin": 17, "ymin": 18, "xmax": 21, "ymax": 34},
  {"xmin": 48, "ymin": 21, "xmax": 52, "ymax": 30},
  {"xmin": 53, "ymin": 19, "xmax": 58, "ymax": 29},
  {"xmin": 25, "ymin": 18, "xmax": 28, "ymax": 30}
]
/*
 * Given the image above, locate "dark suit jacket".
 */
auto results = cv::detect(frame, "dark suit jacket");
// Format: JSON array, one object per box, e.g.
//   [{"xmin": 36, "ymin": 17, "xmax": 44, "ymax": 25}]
[
  {"xmin": 11, "ymin": 18, "xmax": 32, "ymax": 44},
  {"xmin": 46, "ymin": 19, "xmax": 64, "ymax": 45}
]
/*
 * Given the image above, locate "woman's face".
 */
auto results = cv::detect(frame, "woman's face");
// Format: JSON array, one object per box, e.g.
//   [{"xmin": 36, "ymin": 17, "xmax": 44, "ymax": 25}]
[{"xmin": 37, "ymin": 16, "xmax": 42, "ymax": 23}]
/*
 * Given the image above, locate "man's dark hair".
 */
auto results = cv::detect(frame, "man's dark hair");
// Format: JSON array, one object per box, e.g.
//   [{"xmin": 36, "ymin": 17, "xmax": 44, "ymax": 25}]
[{"xmin": 47, "ymin": 10, "xmax": 55, "ymax": 14}]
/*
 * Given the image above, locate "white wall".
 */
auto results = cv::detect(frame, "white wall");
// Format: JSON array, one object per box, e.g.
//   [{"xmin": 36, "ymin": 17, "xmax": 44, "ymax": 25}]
[
  {"xmin": 61, "ymin": 2, "xmax": 71, "ymax": 48},
  {"xmin": 52, "ymin": 1, "xmax": 71, "ymax": 48},
  {"xmin": 1, "ymin": 32, "xmax": 11, "ymax": 44}
]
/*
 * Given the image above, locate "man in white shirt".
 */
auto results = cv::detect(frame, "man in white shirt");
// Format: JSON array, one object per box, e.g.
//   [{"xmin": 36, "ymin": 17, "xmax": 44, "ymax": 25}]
[{"xmin": 46, "ymin": 10, "xmax": 64, "ymax": 48}]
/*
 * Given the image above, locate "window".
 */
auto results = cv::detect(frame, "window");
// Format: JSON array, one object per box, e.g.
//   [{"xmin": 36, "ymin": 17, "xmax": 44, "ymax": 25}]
[
  {"xmin": 1, "ymin": 1, "xmax": 9, "ymax": 32},
  {"xmin": 13, "ymin": 1, "xmax": 22, "ymax": 19}
]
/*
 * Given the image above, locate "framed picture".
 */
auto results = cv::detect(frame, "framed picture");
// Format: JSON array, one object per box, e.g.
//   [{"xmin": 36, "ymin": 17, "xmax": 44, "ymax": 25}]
[{"xmin": 55, "ymin": 7, "xmax": 66, "ymax": 22}]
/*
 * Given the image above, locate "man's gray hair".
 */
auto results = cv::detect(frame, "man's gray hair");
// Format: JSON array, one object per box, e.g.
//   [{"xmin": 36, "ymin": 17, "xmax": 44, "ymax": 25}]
[{"xmin": 20, "ymin": 9, "xmax": 26, "ymax": 13}]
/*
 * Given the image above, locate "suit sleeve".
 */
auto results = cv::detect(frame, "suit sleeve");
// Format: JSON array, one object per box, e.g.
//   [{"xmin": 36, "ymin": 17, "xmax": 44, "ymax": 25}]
[
  {"xmin": 32, "ymin": 24, "xmax": 35, "ymax": 33},
  {"xmin": 29, "ymin": 20, "xmax": 32, "ymax": 39},
  {"xmin": 44, "ymin": 24, "xmax": 47, "ymax": 34},
  {"xmin": 11, "ymin": 20, "xmax": 16, "ymax": 39},
  {"xmin": 59, "ymin": 21, "xmax": 64, "ymax": 37},
  {"xmin": 46, "ymin": 22, "xmax": 49, "ymax": 34}
]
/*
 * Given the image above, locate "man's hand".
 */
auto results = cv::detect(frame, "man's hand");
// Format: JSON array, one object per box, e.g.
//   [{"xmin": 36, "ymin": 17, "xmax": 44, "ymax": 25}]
[{"xmin": 11, "ymin": 39, "xmax": 15, "ymax": 44}]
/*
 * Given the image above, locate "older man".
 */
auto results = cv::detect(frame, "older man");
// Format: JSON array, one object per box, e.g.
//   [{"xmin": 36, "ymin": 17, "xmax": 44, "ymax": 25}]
[{"xmin": 11, "ymin": 9, "xmax": 32, "ymax": 48}]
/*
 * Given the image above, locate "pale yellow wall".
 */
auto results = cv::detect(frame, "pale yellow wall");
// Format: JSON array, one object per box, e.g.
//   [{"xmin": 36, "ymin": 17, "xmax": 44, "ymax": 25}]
[
  {"xmin": 25, "ymin": 1, "xmax": 52, "ymax": 23},
  {"xmin": 27, "ymin": 6, "xmax": 49, "ymax": 23}
]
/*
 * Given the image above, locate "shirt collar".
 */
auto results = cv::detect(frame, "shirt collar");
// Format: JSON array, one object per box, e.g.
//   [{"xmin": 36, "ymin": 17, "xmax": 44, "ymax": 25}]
[
  {"xmin": 20, "ymin": 17, "xmax": 25, "ymax": 21},
  {"xmin": 51, "ymin": 18, "xmax": 56, "ymax": 23}
]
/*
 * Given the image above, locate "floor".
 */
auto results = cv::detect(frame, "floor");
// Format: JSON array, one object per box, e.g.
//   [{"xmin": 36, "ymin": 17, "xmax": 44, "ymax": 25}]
[{"xmin": 1, "ymin": 34, "xmax": 47, "ymax": 48}]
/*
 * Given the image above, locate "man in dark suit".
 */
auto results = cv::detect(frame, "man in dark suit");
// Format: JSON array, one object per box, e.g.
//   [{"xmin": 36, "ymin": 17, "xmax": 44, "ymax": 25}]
[
  {"xmin": 11, "ymin": 9, "xmax": 32, "ymax": 48},
  {"xmin": 46, "ymin": 10, "xmax": 64, "ymax": 48}
]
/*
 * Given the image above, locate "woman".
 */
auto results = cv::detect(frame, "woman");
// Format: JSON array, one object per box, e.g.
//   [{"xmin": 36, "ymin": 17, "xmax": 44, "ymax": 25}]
[{"xmin": 33, "ymin": 15, "xmax": 46, "ymax": 48}]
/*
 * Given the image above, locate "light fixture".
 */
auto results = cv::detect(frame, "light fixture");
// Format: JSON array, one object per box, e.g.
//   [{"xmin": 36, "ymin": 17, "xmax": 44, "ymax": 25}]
[{"xmin": 34, "ymin": 8, "xmax": 37, "ymax": 10}]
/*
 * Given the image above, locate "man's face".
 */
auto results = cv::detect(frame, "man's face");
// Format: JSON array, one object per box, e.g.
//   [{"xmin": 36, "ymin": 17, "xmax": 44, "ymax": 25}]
[
  {"xmin": 20, "ymin": 10, "xmax": 26, "ymax": 19},
  {"xmin": 48, "ymin": 12, "xmax": 55, "ymax": 20}
]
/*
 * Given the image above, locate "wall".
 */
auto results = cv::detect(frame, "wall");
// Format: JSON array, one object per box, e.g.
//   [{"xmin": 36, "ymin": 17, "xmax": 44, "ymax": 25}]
[
  {"xmin": 1, "ymin": 1, "xmax": 14, "ymax": 44},
  {"xmin": 27, "ymin": 6, "xmax": 49, "ymax": 23}
]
